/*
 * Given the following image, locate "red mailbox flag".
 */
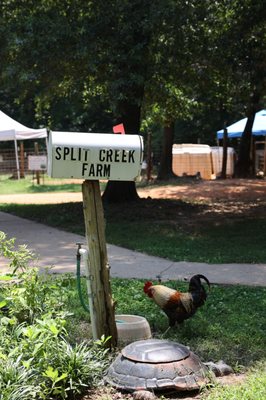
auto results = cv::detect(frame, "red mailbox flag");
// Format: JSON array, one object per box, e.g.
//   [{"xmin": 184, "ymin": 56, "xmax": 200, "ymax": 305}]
[{"xmin": 113, "ymin": 123, "xmax": 125, "ymax": 134}]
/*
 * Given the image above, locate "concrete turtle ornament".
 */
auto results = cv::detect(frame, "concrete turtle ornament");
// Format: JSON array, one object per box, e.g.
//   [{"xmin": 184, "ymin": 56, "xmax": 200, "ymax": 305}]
[{"xmin": 106, "ymin": 339, "xmax": 211, "ymax": 396}]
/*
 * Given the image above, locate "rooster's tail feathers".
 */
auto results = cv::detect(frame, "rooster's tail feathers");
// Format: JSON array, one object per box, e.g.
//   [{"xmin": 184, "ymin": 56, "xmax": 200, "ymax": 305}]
[{"xmin": 189, "ymin": 274, "xmax": 210, "ymax": 292}]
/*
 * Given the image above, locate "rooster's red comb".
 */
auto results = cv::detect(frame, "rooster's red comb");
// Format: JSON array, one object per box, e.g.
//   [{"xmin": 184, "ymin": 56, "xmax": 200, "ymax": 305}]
[{"xmin": 143, "ymin": 281, "xmax": 153, "ymax": 293}]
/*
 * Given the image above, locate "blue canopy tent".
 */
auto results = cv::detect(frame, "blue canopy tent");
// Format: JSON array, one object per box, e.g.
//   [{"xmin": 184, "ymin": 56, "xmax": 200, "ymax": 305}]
[{"xmin": 217, "ymin": 109, "xmax": 266, "ymax": 139}]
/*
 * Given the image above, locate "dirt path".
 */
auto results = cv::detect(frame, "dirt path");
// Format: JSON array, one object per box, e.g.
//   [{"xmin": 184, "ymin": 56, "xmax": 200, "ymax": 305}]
[
  {"xmin": 137, "ymin": 178, "xmax": 266, "ymax": 202},
  {"xmin": 0, "ymin": 178, "xmax": 265, "ymax": 204},
  {"xmin": 0, "ymin": 191, "xmax": 83, "ymax": 204}
]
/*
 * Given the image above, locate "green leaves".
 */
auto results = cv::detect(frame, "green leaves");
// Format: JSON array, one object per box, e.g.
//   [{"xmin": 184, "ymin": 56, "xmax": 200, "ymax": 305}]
[
  {"xmin": 0, "ymin": 300, "xmax": 7, "ymax": 309},
  {"xmin": 43, "ymin": 366, "xmax": 68, "ymax": 383},
  {"xmin": 0, "ymin": 231, "xmax": 109, "ymax": 399},
  {"xmin": 43, "ymin": 366, "xmax": 68, "ymax": 397},
  {"xmin": 0, "ymin": 298, "xmax": 108, "ymax": 400},
  {"xmin": 0, "ymin": 231, "xmax": 36, "ymax": 274}
]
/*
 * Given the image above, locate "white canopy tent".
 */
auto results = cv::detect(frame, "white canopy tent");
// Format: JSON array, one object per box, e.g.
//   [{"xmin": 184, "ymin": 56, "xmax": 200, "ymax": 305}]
[{"xmin": 0, "ymin": 110, "xmax": 48, "ymax": 178}]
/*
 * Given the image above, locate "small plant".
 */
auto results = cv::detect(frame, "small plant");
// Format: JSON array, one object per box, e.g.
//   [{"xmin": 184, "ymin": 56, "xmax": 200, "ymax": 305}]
[
  {"xmin": 0, "ymin": 356, "xmax": 39, "ymax": 400},
  {"xmin": 0, "ymin": 232, "xmax": 110, "ymax": 399},
  {"xmin": 0, "ymin": 231, "xmax": 36, "ymax": 274}
]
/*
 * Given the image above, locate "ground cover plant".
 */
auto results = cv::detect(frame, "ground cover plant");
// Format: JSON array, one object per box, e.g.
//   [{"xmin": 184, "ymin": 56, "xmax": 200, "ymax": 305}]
[
  {"xmin": 1, "ymin": 231, "xmax": 265, "ymax": 399},
  {"xmin": 0, "ymin": 232, "xmax": 110, "ymax": 400}
]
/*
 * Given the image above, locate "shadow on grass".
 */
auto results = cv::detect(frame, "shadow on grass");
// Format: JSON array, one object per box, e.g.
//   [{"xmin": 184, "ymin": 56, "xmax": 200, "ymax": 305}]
[{"xmin": 28, "ymin": 184, "xmax": 82, "ymax": 193}]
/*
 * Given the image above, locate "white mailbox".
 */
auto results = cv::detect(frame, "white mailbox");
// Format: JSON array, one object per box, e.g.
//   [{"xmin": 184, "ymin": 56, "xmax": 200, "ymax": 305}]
[{"xmin": 48, "ymin": 131, "xmax": 144, "ymax": 181}]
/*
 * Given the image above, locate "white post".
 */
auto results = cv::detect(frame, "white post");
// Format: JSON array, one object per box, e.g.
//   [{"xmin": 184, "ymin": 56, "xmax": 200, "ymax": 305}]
[{"xmin": 14, "ymin": 139, "xmax": 20, "ymax": 179}]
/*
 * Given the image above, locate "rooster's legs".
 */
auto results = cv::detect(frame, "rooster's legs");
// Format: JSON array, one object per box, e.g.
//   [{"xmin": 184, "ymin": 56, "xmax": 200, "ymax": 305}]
[{"xmin": 160, "ymin": 326, "xmax": 172, "ymax": 338}]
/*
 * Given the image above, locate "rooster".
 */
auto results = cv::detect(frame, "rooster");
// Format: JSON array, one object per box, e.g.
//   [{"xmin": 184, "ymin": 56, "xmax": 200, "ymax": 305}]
[{"xmin": 143, "ymin": 274, "xmax": 210, "ymax": 327}]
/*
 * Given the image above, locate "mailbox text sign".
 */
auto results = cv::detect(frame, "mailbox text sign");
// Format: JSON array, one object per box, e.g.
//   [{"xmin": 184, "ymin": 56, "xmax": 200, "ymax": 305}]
[{"xmin": 48, "ymin": 132, "xmax": 143, "ymax": 181}]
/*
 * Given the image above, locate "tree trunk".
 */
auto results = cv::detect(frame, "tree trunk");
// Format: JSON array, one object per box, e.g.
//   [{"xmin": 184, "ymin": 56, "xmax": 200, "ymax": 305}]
[
  {"xmin": 157, "ymin": 122, "xmax": 176, "ymax": 180},
  {"xmin": 102, "ymin": 99, "xmax": 142, "ymax": 203},
  {"xmin": 221, "ymin": 127, "xmax": 228, "ymax": 179},
  {"xmin": 235, "ymin": 112, "xmax": 256, "ymax": 177},
  {"xmin": 102, "ymin": 180, "xmax": 139, "ymax": 203},
  {"xmin": 235, "ymin": 92, "xmax": 260, "ymax": 178}
]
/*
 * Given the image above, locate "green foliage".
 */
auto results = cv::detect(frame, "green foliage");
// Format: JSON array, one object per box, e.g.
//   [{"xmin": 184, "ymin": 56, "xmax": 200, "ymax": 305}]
[
  {"xmin": 0, "ymin": 231, "xmax": 36, "ymax": 273},
  {"xmin": 0, "ymin": 232, "xmax": 110, "ymax": 399},
  {"xmin": 0, "ymin": 356, "xmax": 39, "ymax": 400}
]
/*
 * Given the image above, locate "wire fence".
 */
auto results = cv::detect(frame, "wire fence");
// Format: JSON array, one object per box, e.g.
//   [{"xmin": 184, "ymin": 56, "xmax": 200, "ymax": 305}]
[{"xmin": 0, "ymin": 148, "xmax": 47, "ymax": 179}]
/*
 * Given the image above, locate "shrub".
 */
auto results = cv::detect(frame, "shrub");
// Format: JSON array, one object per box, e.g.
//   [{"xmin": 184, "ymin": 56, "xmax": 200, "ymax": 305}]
[{"xmin": 0, "ymin": 231, "xmax": 109, "ymax": 399}]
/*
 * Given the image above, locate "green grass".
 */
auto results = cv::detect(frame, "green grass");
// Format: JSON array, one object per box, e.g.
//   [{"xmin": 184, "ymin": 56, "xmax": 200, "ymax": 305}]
[
  {"xmin": 80, "ymin": 278, "xmax": 266, "ymax": 399},
  {"xmin": 204, "ymin": 365, "xmax": 266, "ymax": 400},
  {"xmin": 0, "ymin": 175, "xmax": 83, "ymax": 194},
  {"xmin": 35, "ymin": 273, "xmax": 265, "ymax": 370},
  {"xmin": 106, "ymin": 219, "xmax": 266, "ymax": 263},
  {"xmin": 1, "ymin": 177, "xmax": 265, "ymax": 264},
  {"xmin": 111, "ymin": 279, "xmax": 266, "ymax": 368},
  {"xmin": 61, "ymin": 276, "xmax": 266, "ymax": 399},
  {"xmin": 1, "ymin": 200, "xmax": 266, "ymax": 264}
]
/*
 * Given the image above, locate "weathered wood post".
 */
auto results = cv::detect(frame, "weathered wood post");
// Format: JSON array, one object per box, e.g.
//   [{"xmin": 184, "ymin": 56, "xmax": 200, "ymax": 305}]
[
  {"xmin": 82, "ymin": 179, "xmax": 117, "ymax": 347},
  {"xmin": 48, "ymin": 131, "xmax": 143, "ymax": 349}
]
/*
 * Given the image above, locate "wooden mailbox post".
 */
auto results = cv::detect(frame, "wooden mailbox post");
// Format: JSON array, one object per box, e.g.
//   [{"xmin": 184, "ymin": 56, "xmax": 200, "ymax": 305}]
[{"xmin": 48, "ymin": 131, "xmax": 143, "ymax": 347}]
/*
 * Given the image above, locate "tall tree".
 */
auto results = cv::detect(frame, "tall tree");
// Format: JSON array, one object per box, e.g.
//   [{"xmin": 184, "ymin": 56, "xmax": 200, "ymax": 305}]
[
  {"xmin": 199, "ymin": 0, "xmax": 266, "ymax": 177},
  {"xmin": 2, "ymin": 0, "xmax": 158, "ymax": 201},
  {"xmin": 2, "ymin": 0, "xmax": 265, "ymax": 183},
  {"xmin": 143, "ymin": 0, "xmax": 207, "ymax": 180},
  {"xmin": 92, "ymin": 0, "xmax": 155, "ymax": 201},
  {"xmin": 226, "ymin": 0, "xmax": 266, "ymax": 176}
]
